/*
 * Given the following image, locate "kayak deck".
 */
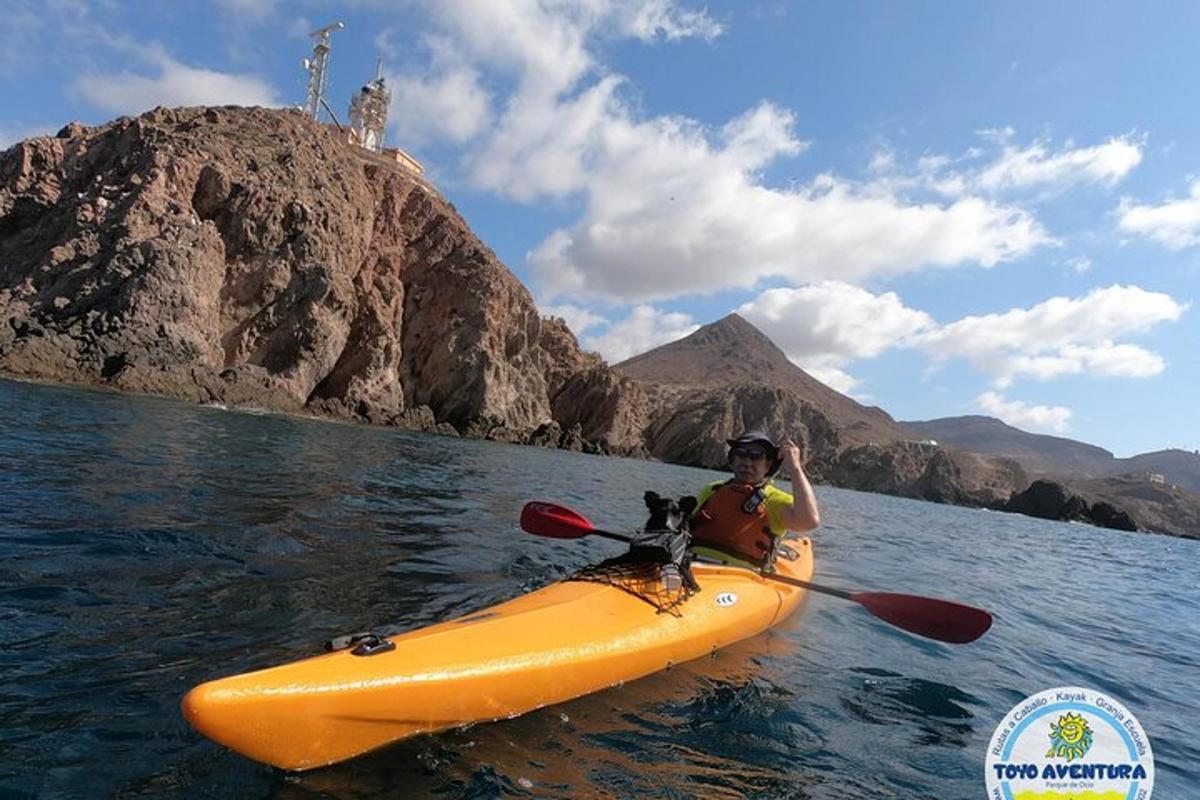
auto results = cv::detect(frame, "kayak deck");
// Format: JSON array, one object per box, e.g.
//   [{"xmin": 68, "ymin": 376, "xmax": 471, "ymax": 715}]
[{"xmin": 182, "ymin": 538, "xmax": 814, "ymax": 770}]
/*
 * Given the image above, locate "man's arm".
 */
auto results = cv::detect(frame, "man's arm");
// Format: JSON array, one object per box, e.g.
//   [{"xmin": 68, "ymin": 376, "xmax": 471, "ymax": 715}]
[{"xmin": 779, "ymin": 437, "xmax": 820, "ymax": 532}]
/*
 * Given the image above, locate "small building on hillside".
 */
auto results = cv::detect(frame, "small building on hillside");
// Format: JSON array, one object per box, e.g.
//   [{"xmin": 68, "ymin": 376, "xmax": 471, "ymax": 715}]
[{"xmin": 382, "ymin": 146, "xmax": 424, "ymax": 174}]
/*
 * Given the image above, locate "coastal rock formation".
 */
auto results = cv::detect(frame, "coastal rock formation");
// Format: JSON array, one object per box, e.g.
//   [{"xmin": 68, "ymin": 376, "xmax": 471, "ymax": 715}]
[
  {"xmin": 1002, "ymin": 480, "xmax": 1137, "ymax": 532},
  {"xmin": 1069, "ymin": 476, "xmax": 1200, "ymax": 538},
  {"xmin": 825, "ymin": 442, "xmax": 1027, "ymax": 507},
  {"xmin": 906, "ymin": 417, "xmax": 1200, "ymax": 536},
  {"xmin": 549, "ymin": 365, "xmax": 652, "ymax": 456},
  {"xmin": 640, "ymin": 384, "xmax": 845, "ymax": 477},
  {"xmin": 0, "ymin": 106, "xmax": 580, "ymax": 442}
]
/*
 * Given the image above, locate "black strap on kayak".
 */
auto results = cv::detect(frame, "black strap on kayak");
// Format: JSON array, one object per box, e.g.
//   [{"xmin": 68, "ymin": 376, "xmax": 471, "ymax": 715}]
[{"xmin": 323, "ymin": 631, "xmax": 396, "ymax": 657}]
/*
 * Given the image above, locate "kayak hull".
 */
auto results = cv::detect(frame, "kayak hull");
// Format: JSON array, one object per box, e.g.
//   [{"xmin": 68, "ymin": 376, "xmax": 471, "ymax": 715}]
[{"xmin": 182, "ymin": 538, "xmax": 814, "ymax": 770}]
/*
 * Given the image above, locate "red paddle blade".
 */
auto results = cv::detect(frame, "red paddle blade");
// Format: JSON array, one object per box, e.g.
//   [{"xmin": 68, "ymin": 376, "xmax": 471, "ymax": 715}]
[
  {"xmin": 851, "ymin": 592, "xmax": 993, "ymax": 644},
  {"xmin": 520, "ymin": 501, "xmax": 596, "ymax": 539}
]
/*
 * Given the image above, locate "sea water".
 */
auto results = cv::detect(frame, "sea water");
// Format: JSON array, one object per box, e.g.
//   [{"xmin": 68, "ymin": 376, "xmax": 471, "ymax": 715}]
[{"xmin": 1, "ymin": 378, "xmax": 1196, "ymax": 798}]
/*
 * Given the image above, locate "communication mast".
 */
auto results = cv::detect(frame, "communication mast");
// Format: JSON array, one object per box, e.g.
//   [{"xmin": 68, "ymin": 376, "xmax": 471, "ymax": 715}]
[
  {"xmin": 302, "ymin": 21, "xmax": 344, "ymax": 121},
  {"xmin": 348, "ymin": 59, "xmax": 391, "ymax": 153}
]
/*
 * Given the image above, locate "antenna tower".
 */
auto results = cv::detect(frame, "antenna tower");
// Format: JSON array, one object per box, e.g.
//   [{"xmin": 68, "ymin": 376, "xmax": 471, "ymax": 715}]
[
  {"xmin": 348, "ymin": 59, "xmax": 391, "ymax": 153},
  {"xmin": 303, "ymin": 21, "xmax": 344, "ymax": 121}
]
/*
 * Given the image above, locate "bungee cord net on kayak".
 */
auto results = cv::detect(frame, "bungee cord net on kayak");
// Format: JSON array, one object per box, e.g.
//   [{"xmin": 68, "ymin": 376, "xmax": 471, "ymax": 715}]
[
  {"xmin": 569, "ymin": 528, "xmax": 699, "ymax": 615},
  {"xmin": 569, "ymin": 558, "xmax": 697, "ymax": 615}
]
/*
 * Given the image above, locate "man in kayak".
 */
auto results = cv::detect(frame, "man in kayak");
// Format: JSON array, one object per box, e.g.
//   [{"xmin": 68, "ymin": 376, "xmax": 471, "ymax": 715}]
[{"xmin": 690, "ymin": 430, "xmax": 821, "ymax": 569}]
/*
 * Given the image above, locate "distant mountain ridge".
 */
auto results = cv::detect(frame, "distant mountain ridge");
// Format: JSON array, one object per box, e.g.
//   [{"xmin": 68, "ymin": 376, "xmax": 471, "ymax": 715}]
[{"xmin": 902, "ymin": 415, "xmax": 1200, "ymax": 492}]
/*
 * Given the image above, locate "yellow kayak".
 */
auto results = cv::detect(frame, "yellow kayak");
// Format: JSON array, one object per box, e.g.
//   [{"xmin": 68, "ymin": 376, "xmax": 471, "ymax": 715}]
[{"xmin": 182, "ymin": 538, "xmax": 814, "ymax": 771}]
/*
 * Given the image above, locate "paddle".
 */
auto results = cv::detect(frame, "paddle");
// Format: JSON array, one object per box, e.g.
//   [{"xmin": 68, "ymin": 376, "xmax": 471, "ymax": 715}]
[{"xmin": 519, "ymin": 501, "xmax": 993, "ymax": 645}]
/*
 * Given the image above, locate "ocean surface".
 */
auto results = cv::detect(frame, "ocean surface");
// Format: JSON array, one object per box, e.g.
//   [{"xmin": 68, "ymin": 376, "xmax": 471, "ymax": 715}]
[{"xmin": 1, "ymin": 377, "xmax": 1196, "ymax": 799}]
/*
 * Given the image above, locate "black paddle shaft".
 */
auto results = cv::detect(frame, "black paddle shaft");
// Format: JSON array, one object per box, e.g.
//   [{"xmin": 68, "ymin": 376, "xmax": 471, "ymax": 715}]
[{"xmin": 587, "ymin": 526, "xmax": 849, "ymax": 598}]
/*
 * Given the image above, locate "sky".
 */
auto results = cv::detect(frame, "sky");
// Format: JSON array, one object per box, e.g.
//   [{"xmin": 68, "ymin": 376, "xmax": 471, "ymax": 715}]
[{"xmin": 1, "ymin": 1, "xmax": 1196, "ymax": 457}]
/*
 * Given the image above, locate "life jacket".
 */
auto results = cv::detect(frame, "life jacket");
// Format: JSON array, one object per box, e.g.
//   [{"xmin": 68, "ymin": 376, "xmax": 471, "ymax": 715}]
[{"xmin": 690, "ymin": 480, "xmax": 775, "ymax": 566}]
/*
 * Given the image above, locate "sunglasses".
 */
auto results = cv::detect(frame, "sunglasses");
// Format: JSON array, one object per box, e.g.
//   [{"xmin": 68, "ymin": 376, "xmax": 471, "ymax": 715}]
[{"xmin": 730, "ymin": 447, "xmax": 769, "ymax": 461}]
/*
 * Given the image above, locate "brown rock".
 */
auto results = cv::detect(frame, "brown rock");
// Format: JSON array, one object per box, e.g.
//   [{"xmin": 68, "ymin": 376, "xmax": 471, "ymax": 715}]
[
  {"xmin": 916, "ymin": 448, "xmax": 1028, "ymax": 507},
  {"xmin": 0, "ymin": 106, "xmax": 594, "ymax": 443},
  {"xmin": 617, "ymin": 314, "xmax": 908, "ymax": 449},
  {"xmin": 551, "ymin": 366, "xmax": 651, "ymax": 456},
  {"xmin": 824, "ymin": 441, "xmax": 1026, "ymax": 506}
]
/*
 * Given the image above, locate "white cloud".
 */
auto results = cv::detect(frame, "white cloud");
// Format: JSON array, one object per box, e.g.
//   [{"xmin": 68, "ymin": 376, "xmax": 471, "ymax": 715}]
[
  {"xmin": 975, "ymin": 136, "xmax": 1142, "ymax": 193},
  {"xmin": 388, "ymin": 64, "xmax": 492, "ymax": 145},
  {"xmin": 1066, "ymin": 256, "xmax": 1092, "ymax": 274},
  {"xmin": 540, "ymin": 303, "xmax": 607, "ymax": 334},
  {"xmin": 73, "ymin": 45, "xmax": 279, "ymax": 115},
  {"xmin": 581, "ymin": 305, "xmax": 698, "ymax": 363},
  {"xmin": 998, "ymin": 343, "xmax": 1166, "ymax": 384},
  {"xmin": 618, "ymin": 0, "xmax": 724, "ymax": 40},
  {"xmin": 734, "ymin": 281, "xmax": 931, "ymax": 401},
  {"xmin": 915, "ymin": 285, "xmax": 1187, "ymax": 386},
  {"xmin": 529, "ymin": 135, "xmax": 1049, "ymax": 301},
  {"xmin": 469, "ymin": 74, "xmax": 626, "ymax": 201},
  {"xmin": 728, "ymin": 283, "xmax": 1184, "ymax": 403},
  {"xmin": 976, "ymin": 126, "xmax": 1016, "ymax": 144},
  {"xmin": 410, "ymin": 1, "xmax": 602, "ymax": 95},
  {"xmin": 1, "ymin": 4, "xmax": 280, "ymax": 115},
  {"xmin": 1117, "ymin": 179, "xmax": 1200, "ymax": 250},
  {"xmin": 869, "ymin": 149, "xmax": 895, "ymax": 172},
  {"xmin": 874, "ymin": 134, "xmax": 1143, "ymax": 201},
  {"xmin": 804, "ymin": 365, "xmax": 864, "ymax": 397},
  {"xmin": 382, "ymin": 2, "xmax": 1051, "ymax": 304},
  {"xmin": 736, "ymin": 281, "xmax": 932, "ymax": 365},
  {"xmin": 977, "ymin": 391, "xmax": 1072, "ymax": 433}
]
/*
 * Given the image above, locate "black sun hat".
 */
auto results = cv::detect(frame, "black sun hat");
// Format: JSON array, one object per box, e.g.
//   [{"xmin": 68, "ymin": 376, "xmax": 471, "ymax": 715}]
[
  {"xmin": 726, "ymin": 430, "xmax": 782, "ymax": 475},
  {"xmin": 726, "ymin": 430, "xmax": 778, "ymax": 454}
]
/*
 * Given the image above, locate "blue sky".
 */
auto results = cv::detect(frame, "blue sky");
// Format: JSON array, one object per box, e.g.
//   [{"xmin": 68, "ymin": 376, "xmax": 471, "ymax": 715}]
[{"xmin": 2, "ymin": 1, "xmax": 1196, "ymax": 457}]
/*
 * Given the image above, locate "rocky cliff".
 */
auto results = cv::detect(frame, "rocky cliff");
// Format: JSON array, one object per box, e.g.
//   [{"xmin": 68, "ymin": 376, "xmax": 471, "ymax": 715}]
[{"xmin": 0, "ymin": 106, "xmax": 597, "ymax": 445}]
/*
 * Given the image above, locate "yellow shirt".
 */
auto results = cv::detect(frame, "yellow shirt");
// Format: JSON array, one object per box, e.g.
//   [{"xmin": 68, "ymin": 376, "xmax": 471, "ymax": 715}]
[{"xmin": 691, "ymin": 480, "xmax": 795, "ymax": 568}]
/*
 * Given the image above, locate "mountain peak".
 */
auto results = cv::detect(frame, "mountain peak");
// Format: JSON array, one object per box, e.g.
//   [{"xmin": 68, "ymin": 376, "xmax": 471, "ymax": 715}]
[
  {"xmin": 686, "ymin": 313, "xmax": 793, "ymax": 358},
  {"xmin": 614, "ymin": 313, "xmax": 908, "ymax": 445},
  {"xmin": 616, "ymin": 313, "xmax": 794, "ymax": 385},
  {"xmin": 700, "ymin": 312, "xmax": 769, "ymax": 338}
]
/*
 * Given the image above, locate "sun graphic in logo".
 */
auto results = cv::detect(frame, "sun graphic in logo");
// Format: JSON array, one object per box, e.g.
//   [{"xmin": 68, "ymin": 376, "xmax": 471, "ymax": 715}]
[{"xmin": 1046, "ymin": 712, "xmax": 1094, "ymax": 762}]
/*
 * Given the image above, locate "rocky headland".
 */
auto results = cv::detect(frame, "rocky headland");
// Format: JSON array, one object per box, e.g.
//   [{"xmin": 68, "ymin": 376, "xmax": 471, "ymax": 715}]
[
  {"xmin": 0, "ymin": 106, "xmax": 592, "ymax": 443},
  {"xmin": 2, "ymin": 106, "xmax": 1195, "ymax": 539}
]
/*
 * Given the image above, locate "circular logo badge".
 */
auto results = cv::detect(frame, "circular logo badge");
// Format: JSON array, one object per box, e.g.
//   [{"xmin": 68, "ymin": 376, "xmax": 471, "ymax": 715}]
[
  {"xmin": 985, "ymin": 687, "xmax": 1154, "ymax": 799},
  {"xmin": 714, "ymin": 592, "xmax": 738, "ymax": 607}
]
